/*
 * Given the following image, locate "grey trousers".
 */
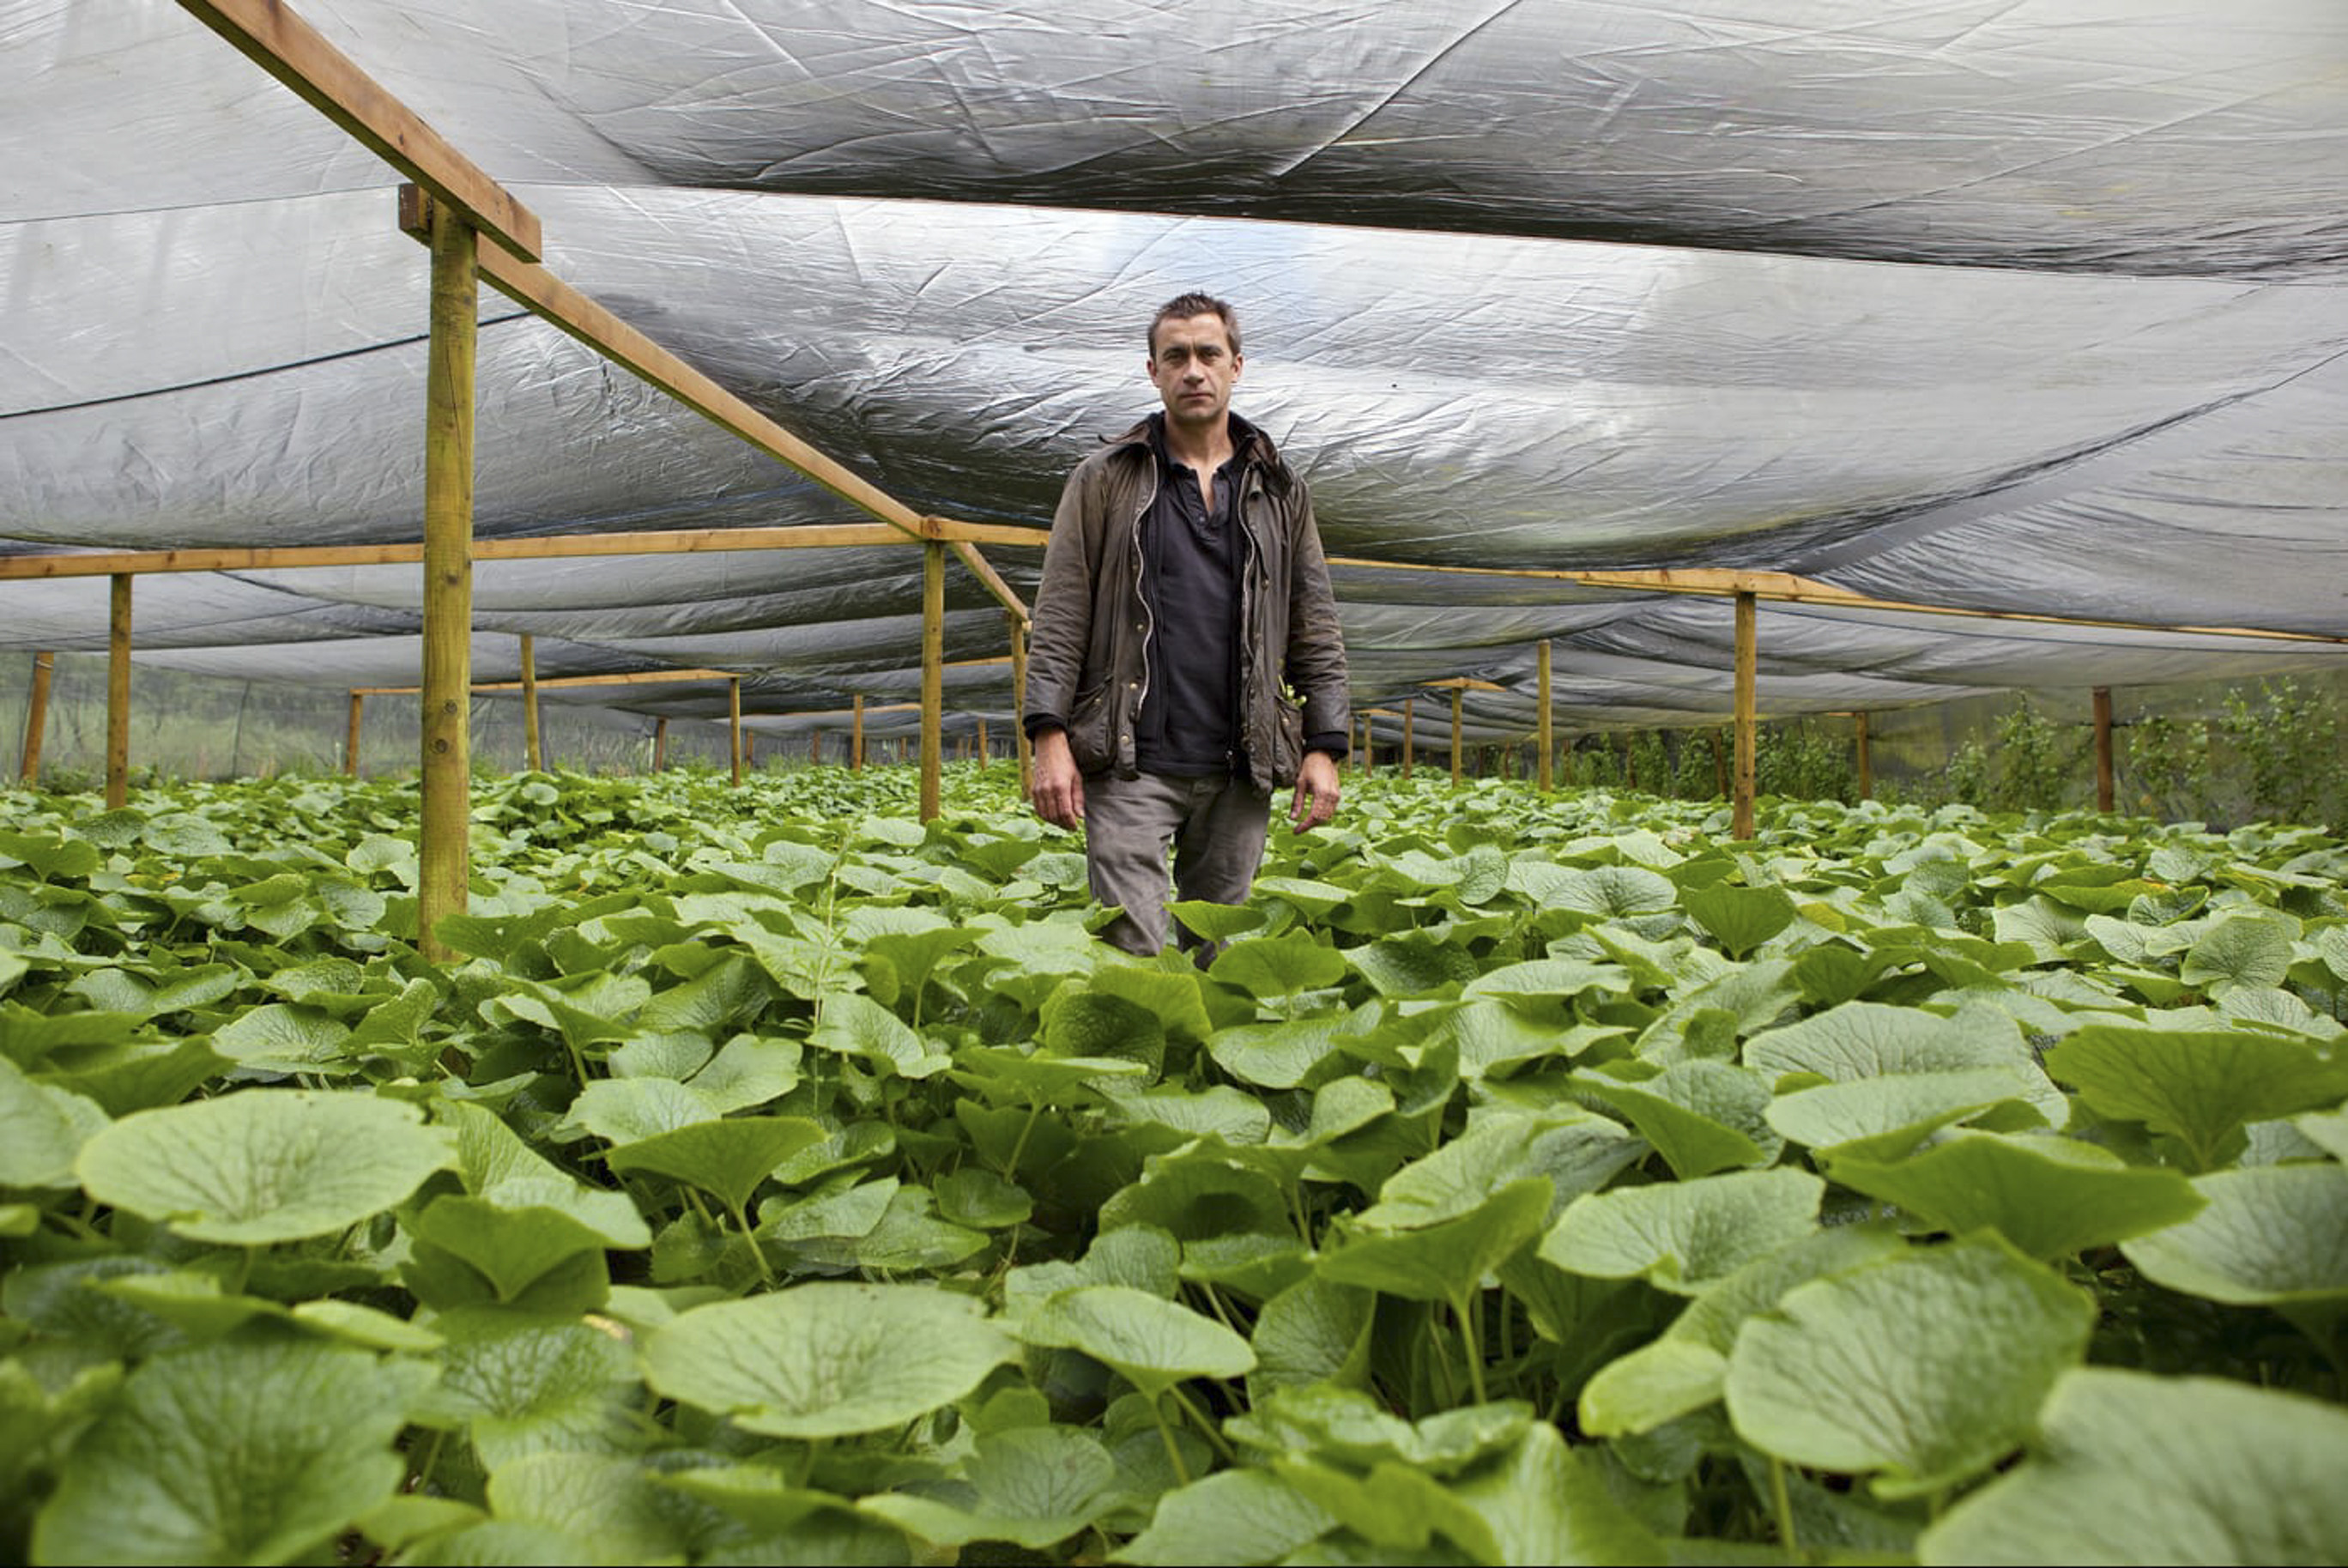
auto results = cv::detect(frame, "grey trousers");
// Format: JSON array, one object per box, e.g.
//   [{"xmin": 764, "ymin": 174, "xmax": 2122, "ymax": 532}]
[{"xmin": 1083, "ymin": 770, "xmax": 1273, "ymax": 955}]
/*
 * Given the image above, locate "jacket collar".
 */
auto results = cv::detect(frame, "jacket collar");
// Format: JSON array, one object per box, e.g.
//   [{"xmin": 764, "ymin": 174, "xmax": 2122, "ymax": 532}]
[{"xmin": 1109, "ymin": 411, "xmax": 1285, "ymax": 483}]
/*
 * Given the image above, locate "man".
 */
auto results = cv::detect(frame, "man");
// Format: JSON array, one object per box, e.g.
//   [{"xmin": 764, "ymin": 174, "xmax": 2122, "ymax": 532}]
[{"xmin": 1023, "ymin": 292, "xmax": 1351, "ymax": 956}]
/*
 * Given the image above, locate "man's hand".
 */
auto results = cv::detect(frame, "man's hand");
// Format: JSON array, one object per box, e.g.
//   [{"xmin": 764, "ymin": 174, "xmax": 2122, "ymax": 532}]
[
  {"xmin": 1290, "ymin": 749, "xmax": 1340, "ymax": 833},
  {"xmin": 1031, "ymin": 729, "xmax": 1086, "ymax": 830}
]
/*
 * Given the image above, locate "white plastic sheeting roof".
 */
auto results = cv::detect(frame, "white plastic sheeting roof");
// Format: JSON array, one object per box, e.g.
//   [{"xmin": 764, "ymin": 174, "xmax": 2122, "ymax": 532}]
[{"xmin": 6, "ymin": 0, "xmax": 2348, "ymax": 741}]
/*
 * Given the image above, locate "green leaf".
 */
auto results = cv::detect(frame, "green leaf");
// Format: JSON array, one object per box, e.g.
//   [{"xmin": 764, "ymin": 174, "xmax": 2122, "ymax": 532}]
[
  {"xmin": 1575, "ymin": 1060, "xmax": 1778, "ymax": 1178},
  {"xmin": 481, "ymin": 1451, "xmax": 708, "ymax": 1565},
  {"xmin": 1679, "ymin": 881, "xmax": 1799, "ymax": 958},
  {"xmin": 0, "ymin": 1052, "xmax": 109, "ymax": 1186},
  {"xmin": 1766, "ymin": 1066, "xmax": 2052, "ymax": 1156},
  {"xmin": 408, "ymin": 1197, "xmax": 626, "ymax": 1304},
  {"xmin": 209, "ymin": 1002, "xmax": 353, "ymax": 1071},
  {"xmin": 1540, "ymin": 1168, "xmax": 1824, "ymax": 1293},
  {"xmin": 1723, "ymin": 1232, "xmax": 2094, "ymax": 1498},
  {"xmin": 859, "ymin": 1425, "xmax": 1117, "ymax": 1549},
  {"xmin": 437, "ymin": 1099, "xmax": 651, "ymax": 1247},
  {"xmin": 2047, "ymin": 1024, "xmax": 2348, "ymax": 1170},
  {"xmin": 1118, "ymin": 1466, "xmax": 1337, "ymax": 1565},
  {"xmin": 76, "ymin": 1088, "xmax": 451, "ymax": 1244},
  {"xmin": 417, "ymin": 1309, "xmax": 638, "ymax": 1469},
  {"xmin": 1919, "ymin": 1368, "xmax": 2348, "ymax": 1565},
  {"xmin": 1019, "ymin": 1284, "xmax": 1256, "ymax": 1395},
  {"xmin": 1348, "ymin": 930, "xmax": 1484, "ymax": 997},
  {"xmin": 1823, "ymin": 1129, "xmax": 2206, "ymax": 1257},
  {"xmin": 1546, "ymin": 864, "xmax": 1679, "ymax": 917},
  {"xmin": 32, "ymin": 1340, "xmax": 433, "ymax": 1565},
  {"xmin": 1319, "ymin": 1179, "xmax": 1553, "ymax": 1303},
  {"xmin": 2121, "ymin": 1163, "xmax": 2348, "ymax": 1306},
  {"xmin": 1207, "ymin": 1016, "xmax": 1346, "ymax": 1089},
  {"xmin": 808, "ymin": 991, "xmax": 953, "ymax": 1078},
  {"xmin": 643, "ymin": 1282, "xmax": 1014, "ymax": 1438},
  {"xmin": 2179, "ymin": 913, "xmax": 2296, "ymax": 993},
  {"xmin": 1440, "ymin": 1421, "xmax": 1667, "ymax": 1565},
  {"xmin": 605, "ymin": 1115, "xmax": 827, "ymax": 1215},
  {"xmin": 1249, "ymin": 1275, "xmax": 1375, "ymax": 1398},
  {"xmin": 1210, "ymin": 930, "xmax": 1349, "ymax": 996}
]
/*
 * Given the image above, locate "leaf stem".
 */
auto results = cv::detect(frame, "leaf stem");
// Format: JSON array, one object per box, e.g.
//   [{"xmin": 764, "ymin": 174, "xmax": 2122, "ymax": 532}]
[
  {"xmin": 1148, "ymin": 1394, "xmax": 1194, "ymax": 1486},
  {"xmin": 729, "ymin": 1197, "xmax": 775, "ymax": 1286},
  {"xmin": 1769, "ymin": 1455, "xmax": 1802, "ymax": 1562},
  {"xmin": 1166, "ymin": 1383, "xmax": 1238, "ymax": 1463},
  {"xmin": 1453, "ymin": 1290, "xmax": 1488, "ymax": 1406}
]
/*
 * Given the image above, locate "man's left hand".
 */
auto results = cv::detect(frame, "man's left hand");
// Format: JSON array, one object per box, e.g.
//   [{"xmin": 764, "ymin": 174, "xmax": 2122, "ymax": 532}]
[{"xmin": 1290, "ymin": 750, "xmax": 1341, "ymax": 833}]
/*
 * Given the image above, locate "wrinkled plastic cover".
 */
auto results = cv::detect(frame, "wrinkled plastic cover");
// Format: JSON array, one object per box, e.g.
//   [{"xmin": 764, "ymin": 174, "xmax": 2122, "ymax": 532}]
[{"xmin": 5, "ymin": 0, "xmax": 2348, "ymax": 736}]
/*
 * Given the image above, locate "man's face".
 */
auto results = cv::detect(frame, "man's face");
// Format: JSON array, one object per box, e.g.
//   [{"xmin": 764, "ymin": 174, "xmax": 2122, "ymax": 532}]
[{"xmin": 1147, "ymin": 313, "xmax": 1242, "ymax": 430}]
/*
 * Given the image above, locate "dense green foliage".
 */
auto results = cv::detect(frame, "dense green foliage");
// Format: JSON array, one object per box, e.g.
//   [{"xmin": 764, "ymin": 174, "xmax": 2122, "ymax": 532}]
[{"xmin": 3, "ymin": 766, "xmax": 2345, "ymax": 1565}]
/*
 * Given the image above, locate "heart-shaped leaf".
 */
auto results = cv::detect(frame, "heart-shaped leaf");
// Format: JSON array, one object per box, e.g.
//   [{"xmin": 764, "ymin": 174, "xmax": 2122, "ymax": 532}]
[
  {"xmin": 644, "ymin": 1283, "xmax": 1014, "ymax": 1438},
  {"xmin": 76, "ymin": 1089, "xmax": 451, "ymax": 1245}
]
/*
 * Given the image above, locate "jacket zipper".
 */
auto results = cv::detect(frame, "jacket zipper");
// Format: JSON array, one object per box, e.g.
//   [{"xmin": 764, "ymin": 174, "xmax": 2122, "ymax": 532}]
[{"xmin": 1126, "ymin": 463, "xmax": 1156, "ymax": 769}]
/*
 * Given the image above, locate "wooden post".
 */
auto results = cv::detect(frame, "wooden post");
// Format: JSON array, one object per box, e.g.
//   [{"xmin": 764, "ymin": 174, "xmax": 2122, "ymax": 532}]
[
  {"xmin": 920, "ymin": 541, "xmax": 944, "ymax": 820},
  {"xmin": 518, "ymin": 633, "xmax": 542, "ymax": 772},
  {"xmin": 1402, "ymin": 702, "xmax": 1415, "ymax": 780},
  {"xmin": 345, "ymin": 692, "xmax": 364, "ymax": 778},
  {"xmin": 417, "ymin": 200, "xmax": 477, "ymax": 962},
  {"xmin": 1449, "ymin": 688, "xmax": 1464, "ymax": 786},
  {"xmin": 1008, "ymin": 612, "xmax": 1032, "ymax": 796},
  {"xmin": 812, "ymin": 729, "xmax": 825, "ymax": 767},
  {"xmin": 729, "ymin": 677, "xmax": 742, "ymax": 786},
  {"xmin": 1733, "ymin": 591, "xmax": 1758, "ymax": 838},
  {"xmin": 851, "ymin": 693, "xmax": 866, "ymax": 772},
  {"xmin": 1536, "ymin": 639, "xmax": 1553, "ymax": 793},
  {"xmin": 2093, "ymin": 687, "xmax": 2115, "ymax": 811},
  {"xmin": 1360, "ymin": 714, "xmax": 1373, "ymax": 776},
  {"xmin": 652, "ymin": 716, "xmax": 669, "ymax": 772},
  {"xmin": 20, "ymin": 651, "xmax": 53, "ymax": 784},
  {"xmin": 977, "ymin": 717, "xmax": 989, "ymax": 770},
  {"xmin": 105, "ymin": 576, "xmax": 133, "ymax": 808},
  {"xmin": 1855, "ymin": 711, "xmax": 1873, "ymax": 800}
]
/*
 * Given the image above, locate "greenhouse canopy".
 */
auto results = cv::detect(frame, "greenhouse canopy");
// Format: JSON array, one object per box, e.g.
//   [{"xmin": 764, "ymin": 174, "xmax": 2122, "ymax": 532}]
[{"xmin": 7, "ymin": 0, "xmax": 2348, "ymax": 756}]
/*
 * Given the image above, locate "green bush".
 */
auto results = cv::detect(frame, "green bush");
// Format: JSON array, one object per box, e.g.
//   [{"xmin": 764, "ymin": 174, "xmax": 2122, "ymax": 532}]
[
  {"xmin": 2122, "ymin": 713, "xmax": 2213, "ymax": 823},
  {"xmin": 1986, "ymin": 699, "xmax": 2084, "ymax": 813},
  {"xmin": 2222, "ymin": 677, "xmax": 2340, "ymax": 827},
  {"xmin": 1756, "ymin": 720, "xmax": 1853, "ymax": 803}
]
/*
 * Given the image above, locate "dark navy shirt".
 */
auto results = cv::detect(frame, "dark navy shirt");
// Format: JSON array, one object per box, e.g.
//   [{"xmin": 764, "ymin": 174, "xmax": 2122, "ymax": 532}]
[{"xmin": 1136, "ymin": 414, "xmax": 1245, "ymax": 776}]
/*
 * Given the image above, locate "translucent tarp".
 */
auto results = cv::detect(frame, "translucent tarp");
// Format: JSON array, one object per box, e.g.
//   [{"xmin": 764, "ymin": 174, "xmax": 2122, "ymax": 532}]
[{"xmin": 6, "ymin": 0, "xmax": 2347, "ymax": 749}]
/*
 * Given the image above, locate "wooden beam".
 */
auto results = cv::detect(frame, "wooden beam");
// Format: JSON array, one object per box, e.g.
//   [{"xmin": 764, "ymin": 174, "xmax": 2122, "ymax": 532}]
[
  {"xmin": 417, "ymin": 201, "xmax": 477, "ymax": 963},
  {"xmin": 1008, "ymin": 613, "xmax": 1030, "ymax": 797},
  {"xmin": 1325, "ymin": 555, "xmax": 2348, "ymax": 647},
  {"xmin": 2093, "ymin": 687, "xmax": 2115, "ymax": 811},
  {"xmin": 1733, "ymin": 591, "xmax": 1758, "ymax": 838},
  {"xmin": 729, "ymin": 676, "xmax": 743, "ymax": 787},
  {"xmin": 106, "ymin": 578, "xmax": 131, "ymax": 809},
  {"xmin": 652, "ymin": 715, "xmax": 669, "ymax": 773},
  {"xmin": 19, "ymin": 651, "xmax": 53, "ymax": 784},
  {"xmin": 920, "ymin": 542, "xmax": 945, "ymax": 820},
  {"xmin": 952, "ymin": 538, "xmax": 1031, "ymax": 624},
  {"xmin": 1855, "ymin": 711, "xmax": 1873, "ymax": 802},
  {"xmin": 1450, "ymin": 687, "xmax": 1464, "ymax": 787},
  {"xmin": 1536, "ymin": 639, "xmax": 1553, "ymax": 794},
  {"xmin": 1420, "ymin": 676, "xmax": 1510, "ymax": 691},
  {"xmin": 519, "ymin": 633, "xmax": 542, "ymax": 772},
  {"xmin": 0, "ymin": 521, "xmax": 1043, "ymax": 582},
  {"xmin": 179, "ymin": 1, "xmax": 542, "ymax": 262},
  {"xmin": 351, "ymin": 667, "xmax": 743, "ymax": 696},
  {"xmin": 345, "ymin": 691, "xmax": 363, "ymax": 778}
]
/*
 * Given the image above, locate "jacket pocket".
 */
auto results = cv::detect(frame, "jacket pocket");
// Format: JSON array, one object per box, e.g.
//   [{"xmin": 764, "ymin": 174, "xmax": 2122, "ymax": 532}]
[{"xmin": 1067, "ymin": 680, "xmax": 1114, "ymax": 775}]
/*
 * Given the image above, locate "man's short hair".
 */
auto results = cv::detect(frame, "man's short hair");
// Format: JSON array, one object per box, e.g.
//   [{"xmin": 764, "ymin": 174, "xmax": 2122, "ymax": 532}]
[{"xmin": 1148, "ymin": 293, "xmax": 1241, "ymax": 359}]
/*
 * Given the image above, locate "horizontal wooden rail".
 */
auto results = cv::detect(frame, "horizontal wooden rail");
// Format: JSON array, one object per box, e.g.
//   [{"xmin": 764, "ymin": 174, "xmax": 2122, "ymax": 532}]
[
  {"xmin": 0, "ymin": 520, "xmax": 1045, "ymax": 581},
  {"xmin": 1328, "ymin": 556, "xmax": 2348, "ymax": 647},
  {"xmin": 353, "ymin": 668, "xmax": 741, "ymax": 697}
]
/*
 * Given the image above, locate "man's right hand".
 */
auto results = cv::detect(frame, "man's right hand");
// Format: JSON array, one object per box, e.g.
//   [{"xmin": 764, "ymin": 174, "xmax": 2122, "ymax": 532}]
[{"xmin": 1030, "ymin": 729, "xmax": 1086, "ymax": 830}]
